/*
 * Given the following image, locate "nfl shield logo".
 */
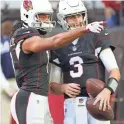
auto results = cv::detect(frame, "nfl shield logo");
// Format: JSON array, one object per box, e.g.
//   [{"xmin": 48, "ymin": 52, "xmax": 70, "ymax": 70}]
[
  {"xmin": 72, "ymin": 46, "xmax": 77, "ymax": 51},
  {"xmin": 79, "ymin": 98, "xmax": 84, "ymax": 104}
]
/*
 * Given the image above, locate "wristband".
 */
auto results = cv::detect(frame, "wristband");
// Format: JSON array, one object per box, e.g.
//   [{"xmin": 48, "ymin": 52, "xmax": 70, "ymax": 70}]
[{"xmin": 105, "ymin": 78, "xmax": 118, "ymax": 94}]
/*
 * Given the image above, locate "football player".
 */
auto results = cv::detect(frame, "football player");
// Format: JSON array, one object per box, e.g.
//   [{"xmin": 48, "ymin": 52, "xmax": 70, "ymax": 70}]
[
  {"xmin": 50, "ymin": 0, "xmax": 121, "ymax": 124},
  {"xmin": 9, "ymin": 0, "xmax": 104, "ymax": 124}
]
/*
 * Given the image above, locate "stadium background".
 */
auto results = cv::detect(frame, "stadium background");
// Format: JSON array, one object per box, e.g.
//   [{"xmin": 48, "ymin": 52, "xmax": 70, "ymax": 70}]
[{"xmin": 1, "ymin": 0, "xmax": 124, "ymax": 124}]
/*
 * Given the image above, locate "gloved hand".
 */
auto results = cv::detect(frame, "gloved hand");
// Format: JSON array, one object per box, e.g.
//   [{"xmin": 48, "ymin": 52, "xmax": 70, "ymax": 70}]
[{"xmin": 86, "ymin": 21, "xmax": 106, "ymax": 33}]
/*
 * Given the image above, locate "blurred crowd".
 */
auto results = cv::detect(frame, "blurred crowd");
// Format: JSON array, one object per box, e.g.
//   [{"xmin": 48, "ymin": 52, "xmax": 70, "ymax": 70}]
[
  {"xmin": 102, "ymin": 0, "xmax": 124, "ymax": 28},
  {"xmin": 1, "ymin": 18, "xmax": 18, "ymax": 97}
]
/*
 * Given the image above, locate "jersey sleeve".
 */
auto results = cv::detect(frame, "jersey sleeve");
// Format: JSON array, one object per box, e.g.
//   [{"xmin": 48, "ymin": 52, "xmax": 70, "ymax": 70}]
[
  {"xmin": 50, "ymin": 50, "xmax": 61, "ymax": 67},
  {"xmin": 94, "ymin": 29, "xmax": 115, "ymax": 54}
]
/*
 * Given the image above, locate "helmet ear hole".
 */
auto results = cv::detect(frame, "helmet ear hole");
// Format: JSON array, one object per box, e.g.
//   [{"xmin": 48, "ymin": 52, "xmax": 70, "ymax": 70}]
[
  {"xmin": 26, "ymin": 15, "xmax": 28, "ymax": 18},
  {"xmin": 23, "ymin": 14, "xmax": 28, "ymax": 18},
  {"xmin": 82, "ymin": 13, "xmax": 85, "ymax": 18}
]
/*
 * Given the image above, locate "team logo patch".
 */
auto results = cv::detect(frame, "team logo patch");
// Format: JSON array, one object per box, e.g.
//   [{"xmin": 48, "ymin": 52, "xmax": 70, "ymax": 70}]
[
  {"xmin": 78, "ymin": 98, "xmax": 85, "ymax": 106},
  {"xmin": 23, "ymin": 0, "xmax": 33, "ymax": 11}
]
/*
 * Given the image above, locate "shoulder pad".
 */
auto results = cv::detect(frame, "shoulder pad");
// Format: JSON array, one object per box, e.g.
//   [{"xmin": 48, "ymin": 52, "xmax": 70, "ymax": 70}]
[{"xmin": 12, "ymin": 27, "xmax": 40, "ymax": 44}]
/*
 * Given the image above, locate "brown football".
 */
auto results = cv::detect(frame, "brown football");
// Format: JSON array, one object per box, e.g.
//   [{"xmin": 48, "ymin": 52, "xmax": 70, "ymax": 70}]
[
  {"xmin": 86, "ymin": 98, "xmax": 114, "ymax": 121},
  {"xmin": 86, "ymin": 78, "xmax": 105, "ymax": 98}
]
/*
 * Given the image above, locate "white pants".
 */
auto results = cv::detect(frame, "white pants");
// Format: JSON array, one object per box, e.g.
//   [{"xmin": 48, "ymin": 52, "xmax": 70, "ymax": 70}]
[
  {"xmin": 10, "ymin": 89, "xmax": 53, "ymax": 124},
  {"xmin": 64, "ymin": 97, "xmax": 110, "ymax": 124}
]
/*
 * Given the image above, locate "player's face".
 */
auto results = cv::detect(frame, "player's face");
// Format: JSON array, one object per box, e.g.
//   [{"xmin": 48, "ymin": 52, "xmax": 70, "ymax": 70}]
[
  {"xmin": 66, "ymin": 14, "xmax": 85, "ymax": 30},
  {"xmin": 36, "ymin": 13, "xmax": 50, "ymax": 22}
]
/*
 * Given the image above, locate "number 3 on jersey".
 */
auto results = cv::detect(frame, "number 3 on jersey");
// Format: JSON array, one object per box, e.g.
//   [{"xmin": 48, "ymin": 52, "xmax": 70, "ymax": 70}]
[{"xmin": 69, "ymin": 56, "xmax": 83, "ymax": 78}]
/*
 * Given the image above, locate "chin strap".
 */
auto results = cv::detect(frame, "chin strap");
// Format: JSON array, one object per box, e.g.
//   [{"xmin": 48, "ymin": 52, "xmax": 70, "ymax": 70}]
[{"xmin": 38, "ymin": 29, "xmax": 47, "ymax": 35}]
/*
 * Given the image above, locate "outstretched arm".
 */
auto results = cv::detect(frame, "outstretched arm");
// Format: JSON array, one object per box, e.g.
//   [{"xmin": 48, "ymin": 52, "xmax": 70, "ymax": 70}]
[{"xmin": 22, "ymin": 21, "xmax": 105, "ymax": 53}]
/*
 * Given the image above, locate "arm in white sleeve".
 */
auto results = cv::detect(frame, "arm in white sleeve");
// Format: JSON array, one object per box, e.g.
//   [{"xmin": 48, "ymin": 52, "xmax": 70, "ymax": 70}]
[
  {"xmin": 99, "ymin": 48, "xmax": 119, "ymax": 73},
  {"xmin": 49, "ymin": 64, "xmax": 63, "ymax": 84},
  {"xmin": 49, "ymin": 64, "xmax": 64, "ymax": 94},
  {"xmin": 99, "ymin": 48, "xmax": 120, "ymax": 94}
]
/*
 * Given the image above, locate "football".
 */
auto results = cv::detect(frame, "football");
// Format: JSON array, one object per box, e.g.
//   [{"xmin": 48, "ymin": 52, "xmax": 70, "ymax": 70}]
[
  {"xmin": 86, "ymin": 98, "xmax": 114, "ymax": 120},
  {"xmin": 86, "ymin": 78, "xmax": 105, "ymax": 98}
]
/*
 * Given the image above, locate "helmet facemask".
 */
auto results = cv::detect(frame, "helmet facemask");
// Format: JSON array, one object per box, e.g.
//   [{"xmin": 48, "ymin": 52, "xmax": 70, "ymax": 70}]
[{"xmin": 31, "ymin": 13, "xmax": 56, "ymax": 32}]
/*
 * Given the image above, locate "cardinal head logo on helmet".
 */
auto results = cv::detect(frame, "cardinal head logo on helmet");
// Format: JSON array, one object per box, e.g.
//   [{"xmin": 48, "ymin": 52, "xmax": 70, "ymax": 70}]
[{"xmin": 23, "ymin": 0, "xmax": 33, "ymax": 11}]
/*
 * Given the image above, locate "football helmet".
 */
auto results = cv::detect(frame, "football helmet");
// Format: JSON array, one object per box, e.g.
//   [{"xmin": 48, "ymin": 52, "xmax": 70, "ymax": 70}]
[
  {"xmin": 20, "ymin": 0, "xmax": 56, "ymax": 33},
  {"xmin": 57, "ymin": 0, "xmax": 88, "ymax": 30}
]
